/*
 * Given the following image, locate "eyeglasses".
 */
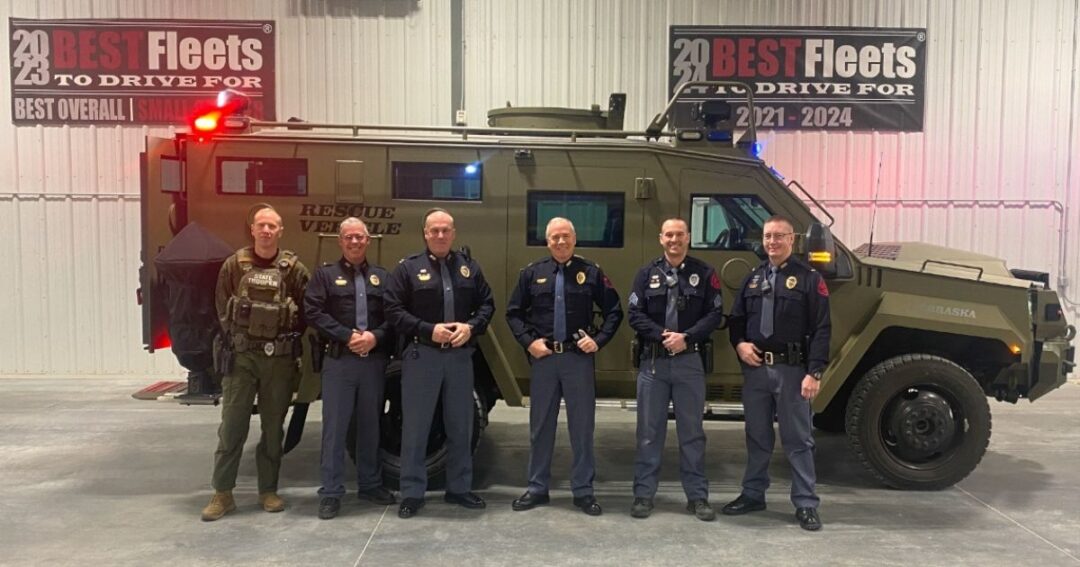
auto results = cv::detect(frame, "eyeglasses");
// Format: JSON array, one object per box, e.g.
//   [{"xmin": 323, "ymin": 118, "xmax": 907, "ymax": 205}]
[
  {"xmin": 341, "ymin": 234, "xmax": 369, "ymax": 242},
  {"xmin": 762, "ymin": 232, "xmax": 793, "ymax": 241}
]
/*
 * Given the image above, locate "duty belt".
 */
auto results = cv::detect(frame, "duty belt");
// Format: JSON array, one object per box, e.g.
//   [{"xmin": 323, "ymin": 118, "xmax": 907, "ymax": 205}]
[
  {"xmin": 232, "ymin": 333, "xmax": 298, "ymax": 357},
  {"xmin": 643, "ymin": 341, "xmax": 703, "ymax": 358},
  {"xmin": 412, "ymin": 336, "xmax": 453, "ymax": 349},
  {"xmin": 760, "ymin": 343, "xmax": 805, "ymax": 366},
  {"xmin": 545, "ymin": 339, "xmax": 581, "ymax": 354}
]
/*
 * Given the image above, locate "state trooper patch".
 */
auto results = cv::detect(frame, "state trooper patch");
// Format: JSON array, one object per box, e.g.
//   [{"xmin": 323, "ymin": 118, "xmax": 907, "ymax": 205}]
[
  {"xmin": 629, "ymin": 292, "xmax": 639, "ymax": 306},
  {"xmin": 689, "ymin": 273, "xmax": 700, "ymax": 287}
]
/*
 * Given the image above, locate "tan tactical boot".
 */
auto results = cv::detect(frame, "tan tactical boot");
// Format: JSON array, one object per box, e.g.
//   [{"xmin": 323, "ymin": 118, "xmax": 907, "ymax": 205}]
[
  {"xmin": 259, "ymin": 492, "xmax": 285, "ymax": 513},
  {"xmin": 201, "ymin": 491, "xmax": 236, "ymax": 522}
]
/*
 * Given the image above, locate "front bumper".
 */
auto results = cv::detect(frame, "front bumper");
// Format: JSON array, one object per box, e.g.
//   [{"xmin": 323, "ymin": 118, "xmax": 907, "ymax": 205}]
[{"xmin": 1029, "ymin": 328, "xmax": 1076, "ymax": 401}]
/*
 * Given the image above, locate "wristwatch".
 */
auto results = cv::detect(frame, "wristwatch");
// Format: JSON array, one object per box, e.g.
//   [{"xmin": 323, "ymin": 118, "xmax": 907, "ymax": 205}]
[{"xmin": 810, "ymin": 370, "xmax": 823, "ymax": 381}]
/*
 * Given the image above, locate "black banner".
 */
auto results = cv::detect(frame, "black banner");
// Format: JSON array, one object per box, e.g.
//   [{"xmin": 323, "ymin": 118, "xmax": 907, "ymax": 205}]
[
  {"xmin": 9, "ymin": 18, "xmax": 276, "ymax": 125},
  {"xmin": 668, "ymin": 26, "xmax": 926, "ymax": 132}
]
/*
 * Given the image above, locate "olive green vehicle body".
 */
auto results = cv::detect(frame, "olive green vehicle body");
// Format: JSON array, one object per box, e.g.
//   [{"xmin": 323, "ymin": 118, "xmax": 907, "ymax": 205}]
[
  {"xmin": 140, "ymin": 92, "xmax": 1075, "ymax": 490},
  {"xmin": 141, "ymin": 126, "xmax": 1073, "ymax": 413}
]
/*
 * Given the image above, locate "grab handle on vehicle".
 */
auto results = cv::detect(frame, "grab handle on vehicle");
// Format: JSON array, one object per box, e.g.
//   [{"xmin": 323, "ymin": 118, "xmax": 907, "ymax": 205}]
[{"xmin": 920, "ymin": 259, "xmax": 984, "ymax": 280}]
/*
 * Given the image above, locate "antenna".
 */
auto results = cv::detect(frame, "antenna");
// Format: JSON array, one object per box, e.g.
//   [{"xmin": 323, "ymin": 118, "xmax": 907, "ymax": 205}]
[{"xmin": 867, "ymin": 152, "xmax": 884, "ymax": 257}]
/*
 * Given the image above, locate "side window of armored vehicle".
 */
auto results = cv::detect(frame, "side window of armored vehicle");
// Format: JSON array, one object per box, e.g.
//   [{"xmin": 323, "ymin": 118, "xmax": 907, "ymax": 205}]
[
  {"xmin": 392, "ymin": 162, "xmax": 482, "ymax": 201},
  {"xmin": 526, "ymin": 191, "xmax": 624, "ymax": 248},
  {"xmin": 161, "ymin": 156, "xmax": 181, "ymax": 193},
  {"xmin": 217, "ymin": 158, "xmax": 308, "ymax": 196},
  {"xmin": 689, "ymin": 194, "xmax": 770, "ymax": 256}
]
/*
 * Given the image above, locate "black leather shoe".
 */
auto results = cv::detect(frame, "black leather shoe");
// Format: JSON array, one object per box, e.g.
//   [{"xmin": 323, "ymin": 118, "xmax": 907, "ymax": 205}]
[
  {"xmin": 318, "ymin": 497, "xmax": 340, "ymax": 520},
  {"xmin": 721, "ymin": 494, "xmax": 766, "ymax": 516},
  {"xmin": 511, "ymin": 491, "xmax": 550, "ymax": 511},
  {"xmin": 573, "ymin": 495, "xmax": 602, "ymax": 516},
  {"xmin": 687, "ymin": 499, "xmax": 716, "ymax": 522},
  {"xmin": 358, "ymin": 486, "xmax": 396, "ymax": 506},
  {"xmin": 444, "ymin": 491, "xmax": 486, "ymax": 509},
  {"xmin": 398, "ymin": 498, "xmax": 424, "ymax": 519},
  {"xmin": 796, "ymin": 507, "xmax": 822, "ymax": 531},
  {"xmin": 630, "ymin": 497, "xmax": 653, "ymax": 519}
]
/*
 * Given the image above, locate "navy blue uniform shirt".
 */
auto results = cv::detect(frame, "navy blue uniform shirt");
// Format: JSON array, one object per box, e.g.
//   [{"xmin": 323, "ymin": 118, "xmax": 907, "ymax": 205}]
[
  {"xmin": 505, "ymin": 255, "xmax": 623, "ymax": 349},
  {"xmin": 627, "ymin": 255, "xmax": 725, "ymax": 345},
  {"xmin": 303, "ymin": 257, "xmax": 393, "ymax": 355},
  {"xmin": 728, "ymin": 257, "xmax": 831, "ymax": 374},
  {"xmin": 384, "ymin": 249, "xmax": 495, "ymax": 343}
]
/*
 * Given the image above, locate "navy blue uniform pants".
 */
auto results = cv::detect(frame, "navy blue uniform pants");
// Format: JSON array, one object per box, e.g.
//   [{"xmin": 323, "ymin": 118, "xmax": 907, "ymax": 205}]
[
  {"xmin": 526, "ymin": 351, "xmax": 596, "ymax": 497},
  {"xmin": 740, "ymin": 362, "xmax": 819, "ymax": 508},
  {"xmin": 318, "ymin": 352, "xmax": 388, "ymax": 498},
  {"xmin": 633, "ymin": 352, "xmax": 708, "ymax": 501},
  {"xmin": 400, "ymin": 343, "xmax": 476, "ymax": 500}
]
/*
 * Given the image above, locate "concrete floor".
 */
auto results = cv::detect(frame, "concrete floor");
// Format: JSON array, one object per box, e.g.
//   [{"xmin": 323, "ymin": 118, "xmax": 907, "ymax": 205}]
[{"xmin": 0, "ymin": 377, "xmax": 1078, "ymax": 567}]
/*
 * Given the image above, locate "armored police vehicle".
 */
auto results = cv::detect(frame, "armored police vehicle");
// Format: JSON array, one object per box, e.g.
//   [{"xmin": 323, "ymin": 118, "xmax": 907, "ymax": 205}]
[{"xmin": 138, "ymin": 83, "xmax": 1075, "ymax": 490}]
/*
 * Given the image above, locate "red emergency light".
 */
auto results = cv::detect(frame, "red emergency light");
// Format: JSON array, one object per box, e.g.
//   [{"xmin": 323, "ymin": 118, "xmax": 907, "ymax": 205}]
[{"xmin": 187, "ymin": 89, "xmax": 251, "ymax": 140}]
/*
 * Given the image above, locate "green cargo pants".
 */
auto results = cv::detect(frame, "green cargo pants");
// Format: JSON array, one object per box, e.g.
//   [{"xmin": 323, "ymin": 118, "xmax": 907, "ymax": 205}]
[{"xmin": 211, "ymin": 351, "xmax": 299, "ymax": 494}]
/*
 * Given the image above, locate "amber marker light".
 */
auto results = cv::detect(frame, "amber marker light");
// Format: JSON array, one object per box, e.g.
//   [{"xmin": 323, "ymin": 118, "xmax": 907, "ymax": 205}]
[
  {"xmin": 809, "ymin": 251, "xmax": 832, "ymax": 263},
  {"xmin": 1009, "ymin": 344, "xmax": 1022, "ymax": 355}
]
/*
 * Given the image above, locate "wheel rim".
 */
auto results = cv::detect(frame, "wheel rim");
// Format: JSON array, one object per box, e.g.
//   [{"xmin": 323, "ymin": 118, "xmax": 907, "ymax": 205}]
[{"xmin": 880, "ymin": 386, "xmax": 965, "ymax": 467}]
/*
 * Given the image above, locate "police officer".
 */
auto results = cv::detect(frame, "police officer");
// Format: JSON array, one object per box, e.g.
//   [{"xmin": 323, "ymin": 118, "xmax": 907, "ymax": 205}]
[
  {"xmin": 384, "ymin": 208, "xmax": 495, "ymax": 519},
  {"xmin": 304, "ymin": 218, "xmax": 396, "ymax": 520},
  {"xmin": 201, "ymin": 204, "xmax": 310, "ymax": 521},
  {"xmin": 722, "ymin": 214, "xmax": 831, "ymax": 531},
  {"xmin": 627, "ymin": 218, "xmax": 725, "ymax": 522},
  {"xmin": 506, "ymin": 217, "xmax": 623, "ymax": 516}
]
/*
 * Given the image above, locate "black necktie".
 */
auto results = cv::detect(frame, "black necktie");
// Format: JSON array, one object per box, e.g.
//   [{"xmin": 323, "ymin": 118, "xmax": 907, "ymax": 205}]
[{"xmin": 439, "ymin": 259, "xmax": 455, "ymax": 323}]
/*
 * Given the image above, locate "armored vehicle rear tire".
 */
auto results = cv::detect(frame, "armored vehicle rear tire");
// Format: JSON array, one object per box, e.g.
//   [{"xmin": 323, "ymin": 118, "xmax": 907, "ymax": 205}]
[
  {"xmin": 346, "ymin": 362, "xmax": 488, "ymax": 490},
  {"xmin": 845, "ymin": 354, "xmax": 991, "ymax": 490}
]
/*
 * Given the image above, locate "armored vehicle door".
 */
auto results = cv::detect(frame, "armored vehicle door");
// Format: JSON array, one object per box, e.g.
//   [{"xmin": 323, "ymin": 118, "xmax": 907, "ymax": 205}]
[
  {"xmin": 506, "ymin": 164, "xmax": 645, "ymax": 397},
  {"xmin": 679, "ymin": 167, "xmax": 791, "ymax": 385},
  {"xmin": 140, "ymin": 136, "xmax": 184, "ymax": 351}
]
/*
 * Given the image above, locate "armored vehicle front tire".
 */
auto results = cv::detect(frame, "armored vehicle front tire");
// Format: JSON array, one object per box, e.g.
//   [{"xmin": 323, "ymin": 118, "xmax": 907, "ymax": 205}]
[{"xmin": 845, "ymin": 354, "xmax": 991, "ymax": 490}]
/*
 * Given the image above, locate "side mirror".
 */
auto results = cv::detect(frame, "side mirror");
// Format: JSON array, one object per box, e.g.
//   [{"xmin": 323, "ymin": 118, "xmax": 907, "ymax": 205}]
[{"xmin": 804, "ymin": 222, "xmax": 837, "ymax": 277}]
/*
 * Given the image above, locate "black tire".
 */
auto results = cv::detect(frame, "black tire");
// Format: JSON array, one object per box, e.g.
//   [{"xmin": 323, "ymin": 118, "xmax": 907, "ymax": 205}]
[
  {"xmin": 845, "ymin": 354, "xmax": 991, "ymax": 490},
  {"xmin": 346, "ymin": 362, "xmax": 488, "ymax": 490}
]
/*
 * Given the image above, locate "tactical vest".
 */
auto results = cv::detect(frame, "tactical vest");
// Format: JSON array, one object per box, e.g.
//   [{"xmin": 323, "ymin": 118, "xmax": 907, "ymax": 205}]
[{"xmin": 225, "ymin": 249, "xmax": 300, "ymax": 340}]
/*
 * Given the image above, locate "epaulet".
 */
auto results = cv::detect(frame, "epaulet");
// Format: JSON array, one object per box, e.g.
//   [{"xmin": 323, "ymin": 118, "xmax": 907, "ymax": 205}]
[
  {"xmin": 277, "ymin": 249, "xmax": 298, "ymax": 269},
  {"xmin": 683, "ymin": 255, "xmax": 707, "ymax": 268},
  {"xmin": 573, "ymin": 254, "xmax": 598, "ymax": 269}
]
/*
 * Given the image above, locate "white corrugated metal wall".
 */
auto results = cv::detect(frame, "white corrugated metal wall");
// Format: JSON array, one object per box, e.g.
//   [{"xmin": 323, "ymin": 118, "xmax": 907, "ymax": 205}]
[{"xmin": 2, "ymin": 0, "xmax": 1077, "ymax": 375}]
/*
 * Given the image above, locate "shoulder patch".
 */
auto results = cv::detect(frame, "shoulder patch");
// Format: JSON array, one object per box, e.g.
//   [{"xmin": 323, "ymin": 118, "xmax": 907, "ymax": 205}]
[
  {"xmin": 817, "ymin": 278, "xmax": 830, "ymax": 297},
  {"xmin": 710, "ymin": 272, "xmax": 722, "ymax": 290},
  {"xmin": 628, "ymin": 291, "xmax": 639, "ymax": 306},
  {"xmin": 602, "ymin": 275, "xmax": 613, "ymax": 289}
]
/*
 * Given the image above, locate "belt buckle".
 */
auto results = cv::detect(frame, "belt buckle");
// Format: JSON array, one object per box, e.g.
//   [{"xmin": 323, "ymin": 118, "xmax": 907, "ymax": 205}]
[
  {"xmin": 764, "ymin": 351, "xmax": 774, "ymax": 365},
  {"xmin": 553, "ymin": 341, "xmax": 564, "ymax": 354}
]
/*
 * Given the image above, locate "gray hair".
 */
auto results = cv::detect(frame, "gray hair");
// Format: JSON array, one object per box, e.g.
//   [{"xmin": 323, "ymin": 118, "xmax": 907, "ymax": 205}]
[
  {"xmin": 338, "ymin": 217, "xmax": 370, "ymax": 236},
  {"xmin": 545, "ymin": 217, "xmax": 576, "ymax": 238}
]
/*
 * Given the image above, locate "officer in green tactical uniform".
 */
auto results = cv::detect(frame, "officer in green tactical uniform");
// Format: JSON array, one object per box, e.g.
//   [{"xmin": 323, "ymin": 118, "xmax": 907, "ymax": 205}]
[{"xmin": 201, "ymin": 204, "xmax": 311, "ymax": 521}]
